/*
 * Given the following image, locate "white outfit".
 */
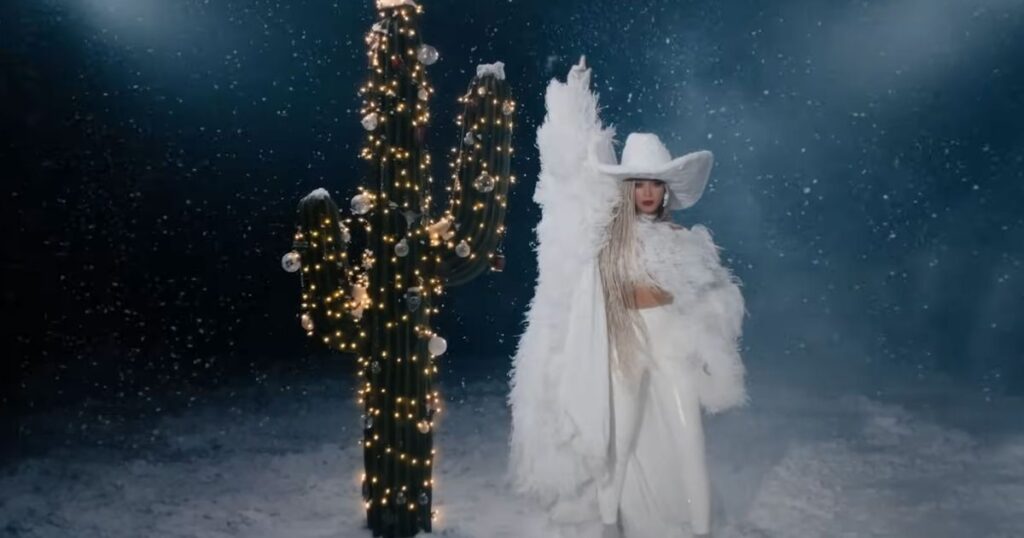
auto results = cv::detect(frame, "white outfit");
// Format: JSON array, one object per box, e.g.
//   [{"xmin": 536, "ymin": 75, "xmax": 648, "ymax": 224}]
[
  {"xmin": 594, "ymin": 216, "xmax": 738, "ymax": 537},
  {"xmin": 606, "ymin": 304, "xmax": 710, "ymax": 537},
  {"xmin": 507, "ymin": 60, "xmax": 747, "ymax": 538},
  {"xmin": 610, "ymin": 222, "xmax": 711, "ymax": 536}
]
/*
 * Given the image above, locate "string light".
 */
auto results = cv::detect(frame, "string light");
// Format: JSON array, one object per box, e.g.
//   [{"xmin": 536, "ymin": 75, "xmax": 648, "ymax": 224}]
[{"xmin": 284, "ymin": 2, "xmax": 514, "ymax": 535}]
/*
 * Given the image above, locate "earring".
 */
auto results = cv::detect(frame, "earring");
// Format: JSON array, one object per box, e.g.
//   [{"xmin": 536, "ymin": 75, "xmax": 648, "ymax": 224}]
[{"xmin": 662, "ymin": 190, "xmax": 670, "ymax": 208}]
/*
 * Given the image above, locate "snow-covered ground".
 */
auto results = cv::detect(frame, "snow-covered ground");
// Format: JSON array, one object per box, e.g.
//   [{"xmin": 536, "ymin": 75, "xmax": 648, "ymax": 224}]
[{"xmin": 2, "ymin": 364, "xmax": 1022, "ymax": 538}]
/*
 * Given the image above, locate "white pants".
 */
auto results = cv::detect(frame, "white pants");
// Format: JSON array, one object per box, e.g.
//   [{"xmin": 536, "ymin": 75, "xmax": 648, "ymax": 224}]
[{"xmin": 598, "ymin": 305, "xmax": 711, "ymax": 537}]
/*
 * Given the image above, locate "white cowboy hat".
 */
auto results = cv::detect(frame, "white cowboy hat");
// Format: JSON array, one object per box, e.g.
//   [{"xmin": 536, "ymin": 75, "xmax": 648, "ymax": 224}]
[{"xmin": 594, "ymin": 132, "xmax": 714, "ymax": 210}]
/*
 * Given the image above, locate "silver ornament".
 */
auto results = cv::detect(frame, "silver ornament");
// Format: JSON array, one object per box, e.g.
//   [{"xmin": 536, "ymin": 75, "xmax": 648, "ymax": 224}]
[
  {"xmin": 428, "ymin": 334, "xmax": 447, "ymax": 357},
  {"xmin": 472, "ymin": 172, "xmax": 496, "ymax": 193},
  {"xmin": 401, "ymin": 209, "xmax": 421, "ymax": 226},
  {"xmin": 281, "ymin": 251, "xmax": 302, "ymax": 273},
  {"xmin": 395, "ymin": 238, "xmax": 410, "ymax": 257},
  {"xmin": 417, "ymin": 420, "xmax": 431, "ymax": 434},
  {"xmin": 455, "ymin": 240, "xmax": 470, "ymax": 258},
  {"xmin": 351, "ymin": 193, "xmax": 372, "ymax": 215},
  {"xmin": 502, "ymin": 100, "xmax": 515, "ymax": 115},
  {"xmin": 361, "ymin": 112, "xmax": 379, "ymax": 131},
  {"xmin": 416, "ymin": 44, "xmax": 439, "ymax": 66},
  {"xmin": 463, "ymin": 131, "xmax": 476, "ymax": 146},
  {"xmin": 405, "ymin": 287, "xmax": 422, "ymax": 312}
]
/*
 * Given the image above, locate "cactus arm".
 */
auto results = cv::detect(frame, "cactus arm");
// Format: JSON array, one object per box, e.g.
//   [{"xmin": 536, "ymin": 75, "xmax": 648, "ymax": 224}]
[
  {"xmin": 288, "ymin": 188, "xmax": 368, "ymax": 355},
  {"xmin": 434, "ymin": 70, "xmax": 516, "ymax": 286}
]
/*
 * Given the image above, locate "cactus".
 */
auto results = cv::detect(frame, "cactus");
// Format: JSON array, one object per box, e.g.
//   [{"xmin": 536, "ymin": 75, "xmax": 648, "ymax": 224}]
[{"xmin": 281, "ymin": 1, "xmax": 515, "ymax": 536}]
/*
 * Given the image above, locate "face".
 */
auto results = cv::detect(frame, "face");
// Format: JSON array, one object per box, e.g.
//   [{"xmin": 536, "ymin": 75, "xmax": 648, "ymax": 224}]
[{"xmin": 632, "ymin": 179, "xmax": 666, "ymax": 215}]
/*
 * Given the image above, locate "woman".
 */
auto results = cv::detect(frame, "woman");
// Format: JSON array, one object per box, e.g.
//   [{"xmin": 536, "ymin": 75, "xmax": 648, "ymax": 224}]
[{"xmin": 509, "ymin": 58, "xmax": 747, "ymax": 538}]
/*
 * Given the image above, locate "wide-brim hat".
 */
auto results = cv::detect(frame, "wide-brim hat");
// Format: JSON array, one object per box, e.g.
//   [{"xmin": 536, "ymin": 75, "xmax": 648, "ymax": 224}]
[{"xmin": 594, "ymin": 132, "xmax": 714, "ymax": 210}]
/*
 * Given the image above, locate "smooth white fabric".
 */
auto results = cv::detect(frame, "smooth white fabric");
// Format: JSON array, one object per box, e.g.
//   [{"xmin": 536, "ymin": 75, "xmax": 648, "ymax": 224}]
[
  {"xmin": 541, "ymin": 303, "xmax": 717, "ymax": 538},
  {"xmin": 601, "ymin": 305, "xmax": 711, "ymax": 537}
]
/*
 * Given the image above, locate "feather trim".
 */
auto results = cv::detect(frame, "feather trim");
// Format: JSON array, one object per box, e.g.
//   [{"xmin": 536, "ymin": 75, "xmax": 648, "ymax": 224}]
[
  {"xmin": 508, "ymin": 60, "xmax": 617, "ymax": 512},
  {"xmin": 635, "ymin": 220, "xmax": 749, "ymax": 413}
]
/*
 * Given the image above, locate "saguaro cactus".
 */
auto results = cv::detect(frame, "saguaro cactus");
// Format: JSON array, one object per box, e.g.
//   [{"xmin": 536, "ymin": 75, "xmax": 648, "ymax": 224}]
[{"xmin": 280, "ymin": 1, "xmax": 515, "ymax": 536}]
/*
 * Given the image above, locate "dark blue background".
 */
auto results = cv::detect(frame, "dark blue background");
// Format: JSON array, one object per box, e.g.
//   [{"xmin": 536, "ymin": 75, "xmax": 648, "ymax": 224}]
[{"xmin": 3, "ymin": 0, "xmax": 1022, "ymax": 424}]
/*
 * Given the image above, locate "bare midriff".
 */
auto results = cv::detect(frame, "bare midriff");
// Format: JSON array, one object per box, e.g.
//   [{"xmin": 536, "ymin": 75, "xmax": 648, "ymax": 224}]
[{"xmin": 632, "ymin": 284, "xmax": 673, "ymax": 309}]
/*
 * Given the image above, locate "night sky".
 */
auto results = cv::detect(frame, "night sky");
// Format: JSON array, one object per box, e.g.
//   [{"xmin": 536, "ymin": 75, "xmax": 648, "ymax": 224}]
[{"xmin": 3, "ymin": 0, "xmax": 1022, "ymax": 429}]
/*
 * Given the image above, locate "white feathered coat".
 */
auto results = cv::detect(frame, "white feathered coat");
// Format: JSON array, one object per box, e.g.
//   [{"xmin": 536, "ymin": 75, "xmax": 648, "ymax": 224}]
[{"xmin": 507, "ymin": 60, "xmax": 747, "ymax": 520}]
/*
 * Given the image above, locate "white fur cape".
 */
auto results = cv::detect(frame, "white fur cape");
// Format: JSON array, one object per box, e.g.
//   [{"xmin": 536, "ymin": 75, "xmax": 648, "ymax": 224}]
[{"xmin": 506, "ymin": 60, "xmax": 747, "ymax": 519}]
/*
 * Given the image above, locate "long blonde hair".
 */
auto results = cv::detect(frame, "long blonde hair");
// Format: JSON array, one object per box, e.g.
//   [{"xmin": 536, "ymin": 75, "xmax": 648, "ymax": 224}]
[{"xmin": 598, "ymin": 180, "xmax": 671, "ymax": 381}]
